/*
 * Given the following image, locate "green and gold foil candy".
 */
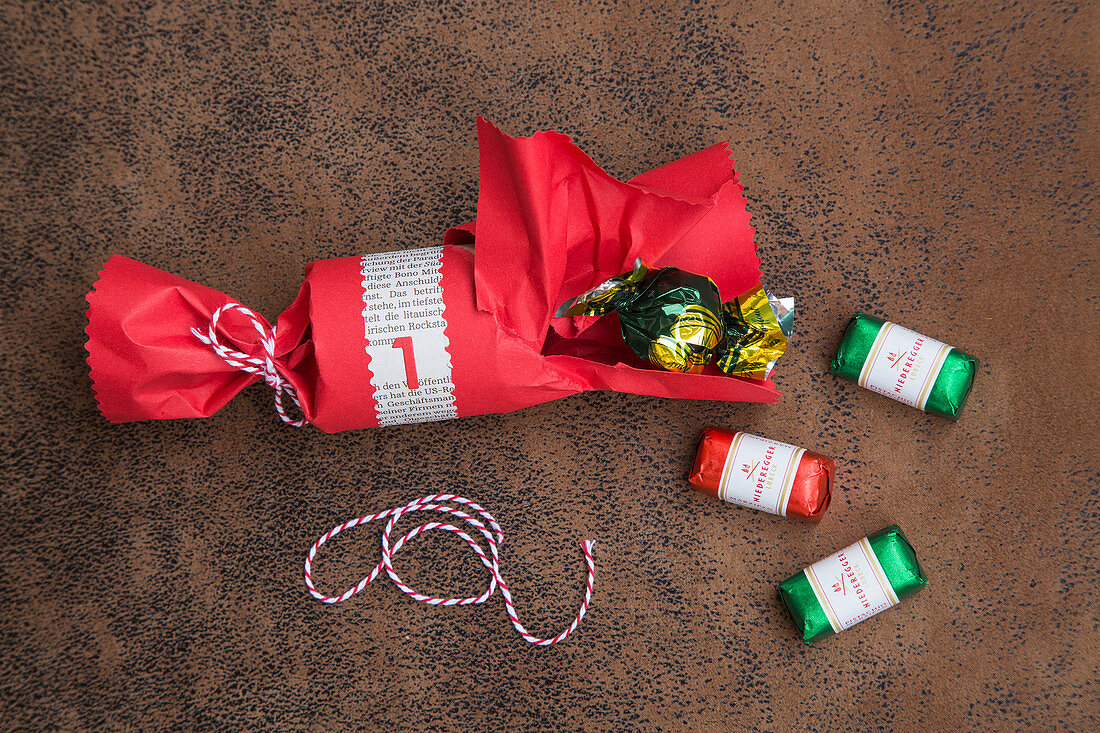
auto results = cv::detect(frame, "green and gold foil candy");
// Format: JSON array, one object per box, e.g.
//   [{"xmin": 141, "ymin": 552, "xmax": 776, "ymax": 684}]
[
  {"xmin": 778, "ymin": 526, "xmax": 927, "ymax": 643},
  {"xmin": 555, "ymin": 261, "xmax": 654, "ymax": 317},
  {"xmin": 831, "ymin": 312, "xmax": 977, "ymax": 420},
  {"xmin": 716, "ymin": 286, "xmax": 794, "ymax": 380},
  {"xmin": 556, "ymin": 260, "xmax": 793, "ymax": 377}
]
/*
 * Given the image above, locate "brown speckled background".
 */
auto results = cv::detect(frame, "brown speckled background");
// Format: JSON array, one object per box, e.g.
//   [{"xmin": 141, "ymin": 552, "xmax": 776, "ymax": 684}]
[{"xmin": 2, "ymin": 1, "xmax": 1097, "ymax": 730}]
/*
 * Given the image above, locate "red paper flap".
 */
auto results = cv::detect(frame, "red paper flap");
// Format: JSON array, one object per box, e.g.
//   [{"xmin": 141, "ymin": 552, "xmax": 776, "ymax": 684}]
[
  {"xmin": 85, "ymin": 255, "xmax": 266, "ymax": 421},
  {"xmin": 629, "ymin": 152, "xmax": 761, "ymax": 301},
  {"xmin": 470, "ymin": 118, "xmax": 762, "ymax": 353},
  {"xmin": 471, "ymin": 117, "xmax": 748, "ymax": 349}
]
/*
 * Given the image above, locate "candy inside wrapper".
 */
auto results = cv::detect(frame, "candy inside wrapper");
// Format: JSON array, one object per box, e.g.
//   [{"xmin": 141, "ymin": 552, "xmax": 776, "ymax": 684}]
[
  {"xmin": 85, "ymin": 118, "xmax": 788, "ymax": 432},
  {"xmin": 556, "ymin": 259, "xmax": 794, "ymax": 378}
]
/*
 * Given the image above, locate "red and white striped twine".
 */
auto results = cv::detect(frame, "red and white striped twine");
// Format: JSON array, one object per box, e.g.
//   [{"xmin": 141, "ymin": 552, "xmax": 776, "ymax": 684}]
[
  {"xmin": 304, "ymin": 494, "xmax": 596, "ymax": 646},
  {"xmin": 191, "ymin": 302, "xmax": 307, "ymax": 426}
]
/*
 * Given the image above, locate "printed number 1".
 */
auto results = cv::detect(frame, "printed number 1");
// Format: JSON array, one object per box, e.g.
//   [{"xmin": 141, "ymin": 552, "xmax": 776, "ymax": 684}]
[{"xmin": 392, "ymin": 336, "xmax": 420, "ymax": 390}]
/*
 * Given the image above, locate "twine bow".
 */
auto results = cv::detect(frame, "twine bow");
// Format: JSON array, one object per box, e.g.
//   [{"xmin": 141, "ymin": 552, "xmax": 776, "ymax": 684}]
[
  {"xmin": 191, "ymin": 302, "xmax": 307, "ymax": 426},
  {"xmin": 304, "ymin": 494, "xmax": 597, "ymax": 646}
]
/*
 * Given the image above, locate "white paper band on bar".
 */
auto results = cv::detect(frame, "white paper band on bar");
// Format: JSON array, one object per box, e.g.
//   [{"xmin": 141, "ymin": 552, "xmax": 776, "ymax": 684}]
[
  {"xmin": 717, "ymin": 432, "xmax": 805, "ymax": 516},
  {"xmin": 857, "ymin": 321, "xmax": 952, "ymax": 410},
  {"xmin": 804, "ymin": 537, "xmax": 899, "ymax": 633},
  {"xmin": 361, "ymin": 247, "xmax": 457, "ymax": 426}
]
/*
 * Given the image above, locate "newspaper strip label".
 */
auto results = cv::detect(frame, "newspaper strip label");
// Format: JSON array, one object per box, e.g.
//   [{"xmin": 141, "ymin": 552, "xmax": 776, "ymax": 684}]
[{"xmin": 361, "ymin": 247, "xmax": 456, "ymax": 426}]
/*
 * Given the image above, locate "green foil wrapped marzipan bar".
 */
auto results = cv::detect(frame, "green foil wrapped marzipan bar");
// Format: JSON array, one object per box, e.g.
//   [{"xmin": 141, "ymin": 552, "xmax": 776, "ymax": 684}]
[
  {"xmin": 831, "ymin": 312, "xmax": 977, "ymax": 420},
  {"xmin": 779, "ymin": 526, "xmax": 927, "ymax": 643}
]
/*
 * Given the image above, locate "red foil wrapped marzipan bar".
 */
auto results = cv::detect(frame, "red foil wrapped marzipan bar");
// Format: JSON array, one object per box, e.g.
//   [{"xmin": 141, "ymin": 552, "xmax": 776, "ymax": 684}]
[
  {"xmin": 688, "ymin": 427, "xmax": 834, "ymax": 521},
  {"xmin": 85, "ymin": 119, "xmax": 781, "ymax": 433}
]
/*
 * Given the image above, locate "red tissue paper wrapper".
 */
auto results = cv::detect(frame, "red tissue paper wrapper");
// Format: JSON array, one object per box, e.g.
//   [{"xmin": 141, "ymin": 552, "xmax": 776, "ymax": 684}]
[{"xmin": 85, "ymin": 118, "xmax": 779, "ymax": 432}]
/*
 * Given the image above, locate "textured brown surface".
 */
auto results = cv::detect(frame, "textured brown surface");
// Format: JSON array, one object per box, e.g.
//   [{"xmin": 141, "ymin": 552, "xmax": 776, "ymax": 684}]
[{"xmin": 2, "ymin": 1, "xmax": 1098, "ymax": 730}]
